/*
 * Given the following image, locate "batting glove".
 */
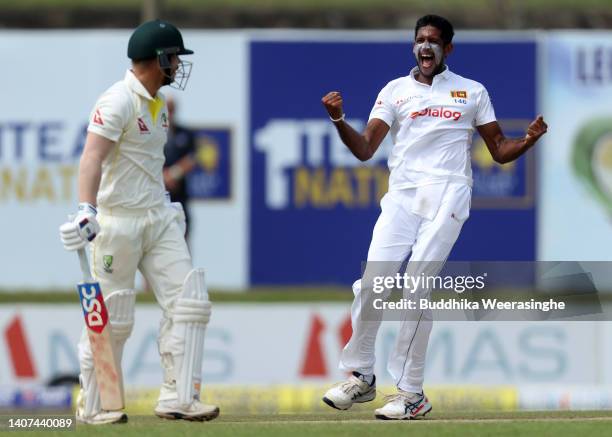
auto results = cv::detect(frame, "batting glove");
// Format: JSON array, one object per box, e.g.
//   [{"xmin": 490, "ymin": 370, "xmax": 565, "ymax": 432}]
[{"xmin": 59, "ymin": 202, "xmax": 101, "ymax": 251}]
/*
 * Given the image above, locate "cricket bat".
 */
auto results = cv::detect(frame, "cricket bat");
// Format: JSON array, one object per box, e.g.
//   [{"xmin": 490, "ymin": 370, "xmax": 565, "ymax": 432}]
[{"xmin": 76, "ymin": 247, "xmax": 124, "ymax": 410}]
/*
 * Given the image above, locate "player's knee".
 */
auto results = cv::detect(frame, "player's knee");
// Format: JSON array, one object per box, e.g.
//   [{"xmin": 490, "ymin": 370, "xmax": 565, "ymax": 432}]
[
  {"xmin": 173, "ymin": 268, "xmax": 211, "ymax": 324},
  {"xmin": 172, "ymin": 298, "xmax": 211, "ymax": 326},
  {"xmin": 105, "ymin": 289, "xmax": 136, "ymax": 341}
]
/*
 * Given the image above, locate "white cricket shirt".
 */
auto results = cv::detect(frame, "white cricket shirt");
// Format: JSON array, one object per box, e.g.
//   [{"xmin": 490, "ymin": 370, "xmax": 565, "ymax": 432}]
[
  {"xmin": 87, "ymin": 70, "xmax": 169, "ymax": 210},
  {"xmin": 369, "ymin": 66, "xmax": 496, "ymax": 190}
]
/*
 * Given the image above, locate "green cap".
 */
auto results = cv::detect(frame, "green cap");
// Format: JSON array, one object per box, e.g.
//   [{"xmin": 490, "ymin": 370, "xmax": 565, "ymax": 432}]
[{"xmin": 127, "ymin": 19, "xmax": 193, "ymax": 61}]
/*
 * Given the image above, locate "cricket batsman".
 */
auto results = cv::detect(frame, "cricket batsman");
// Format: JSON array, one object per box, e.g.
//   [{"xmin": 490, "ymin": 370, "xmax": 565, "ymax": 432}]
[
  {"xmin": 321, "ymin": 15, "xmax": 547, "ymax": 419},
  {"xmin": 59, "ymin": 20, "xmax": 219, "ymax": 424}
]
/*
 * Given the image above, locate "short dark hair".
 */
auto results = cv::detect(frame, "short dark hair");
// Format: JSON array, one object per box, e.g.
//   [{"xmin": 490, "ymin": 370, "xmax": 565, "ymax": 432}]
[{"xmin": 415, "ymin": 15, "xmax": 454, "ymax": 45}]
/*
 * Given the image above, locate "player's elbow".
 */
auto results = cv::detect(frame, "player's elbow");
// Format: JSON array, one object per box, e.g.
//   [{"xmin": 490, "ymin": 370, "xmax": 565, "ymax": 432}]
[
  {"xmin": 358, "ymin": 142, "xmax": 376, "ymax": 162},
  {"xmin": 490, "ymin": 149, "xmax": 509, "ymax": 164},
  {"xmin": 357, "ymin": 152, "xmax": 372, "ymax": 162},
  {"xmin": 492, "ymin": 153, "xmax": 506, "ymax": 164}
]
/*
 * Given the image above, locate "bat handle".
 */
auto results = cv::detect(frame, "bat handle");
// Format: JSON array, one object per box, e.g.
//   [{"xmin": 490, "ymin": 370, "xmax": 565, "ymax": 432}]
[{"xmin": 77, "ymin": 248, "xmax": 94, "ymax": 283}]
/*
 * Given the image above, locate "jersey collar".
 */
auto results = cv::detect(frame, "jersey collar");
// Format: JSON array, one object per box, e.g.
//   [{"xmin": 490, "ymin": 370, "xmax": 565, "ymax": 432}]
[
  {"xmin": 125, "ymin": 69, "xmax": 156, "ymax": 101},
  {"xmin": 410, "ymin": 65, "xmax": 452, "ymax": 86}
]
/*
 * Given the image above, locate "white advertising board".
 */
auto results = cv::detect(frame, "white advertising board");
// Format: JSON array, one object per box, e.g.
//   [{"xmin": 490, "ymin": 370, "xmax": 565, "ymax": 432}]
[
  {"xmin": 0, "ymin": 30, "xmax": 249, "ymax": 290},
  {"xmin": 0, "ymin": 303, "xmax": 609, "ymax": 389},
  {"xmin": 539, "ymin": 32, "xmax": 612, "ymax": 261}
]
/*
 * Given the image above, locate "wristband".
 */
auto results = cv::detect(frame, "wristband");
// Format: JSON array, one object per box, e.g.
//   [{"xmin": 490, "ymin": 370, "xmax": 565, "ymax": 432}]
[
  {"xmin": 77, "ymin": 202, "xmax": 97, "ymax": 216},
  {"xmin": 329, "ymin": 113, "xmax": 346, "ymax": 123}
]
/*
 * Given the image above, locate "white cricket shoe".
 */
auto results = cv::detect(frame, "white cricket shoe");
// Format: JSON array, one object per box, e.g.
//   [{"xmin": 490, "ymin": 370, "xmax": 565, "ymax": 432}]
[
  {"xmin": 76, "ymin": 410, "xmax": 128, "ymax": 425},
  {"xmin": 75, "ymin": 390, "xmax": 127, "ymax": 425},
  {"xmin": 375, "ymin": 390, "xmax": 432, "ymax": 420},
  {"xmin": 322, "ymin": 373, "xmax": 376, "ymax": 410},
  {"xmin": 154, "ymin": 399, "xmax": 220, "ymax": 421}
]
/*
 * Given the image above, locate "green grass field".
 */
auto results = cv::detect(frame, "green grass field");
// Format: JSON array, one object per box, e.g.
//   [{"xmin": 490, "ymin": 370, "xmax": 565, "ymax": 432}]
[
  {"xmin": 0, "ymin": 288, "xmax": 353, "ymax": 304},
  {"xmin": 5, "ymin": 411, "xmax": 612, "ymax": 437}
]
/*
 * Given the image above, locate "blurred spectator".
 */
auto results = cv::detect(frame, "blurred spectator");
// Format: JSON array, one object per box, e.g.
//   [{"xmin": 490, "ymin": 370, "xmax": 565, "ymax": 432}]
[{"xmin": 163, "ymin": 95, "xmax": 197, "ymax": 238}]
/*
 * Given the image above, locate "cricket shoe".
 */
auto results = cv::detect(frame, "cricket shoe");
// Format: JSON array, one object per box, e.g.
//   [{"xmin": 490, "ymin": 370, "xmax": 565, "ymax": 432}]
[
  {"xmin": 375, "ymin": 390, "xmax": 432, "ymax": 420},
  {"xmin": 154, "ymin": 399, "xmax": 220, "ymax": 421},
  {"xmin": 322, "ymin": 372, "xmax": 376, "ymax": 410},
  {"xmin": 76, "ymin": 410, "xmax": 128, "ymax": 425},
  {"xmin": 75, "ymin": 390, "xmax": 127, "ymax": 425}
]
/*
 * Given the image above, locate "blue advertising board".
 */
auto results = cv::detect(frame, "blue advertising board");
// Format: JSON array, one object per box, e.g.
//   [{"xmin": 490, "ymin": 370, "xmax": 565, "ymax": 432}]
[
  {"xmin": 250, "ymin": 38, "xmax": 536, "ymax": 285},
  {"xmin": 187, "ymin": 128, "xmax": 232, "ymax": 200}
]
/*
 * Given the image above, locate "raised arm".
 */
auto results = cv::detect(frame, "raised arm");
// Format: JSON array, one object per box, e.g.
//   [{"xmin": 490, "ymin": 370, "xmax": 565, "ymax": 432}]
[
  {"xmin": 322, "ymin": 91, "xmax": 390, "ymax": 162},
  {"xmin": 477, "ymin": 116, "xmax": 548, "ymax": 164}
]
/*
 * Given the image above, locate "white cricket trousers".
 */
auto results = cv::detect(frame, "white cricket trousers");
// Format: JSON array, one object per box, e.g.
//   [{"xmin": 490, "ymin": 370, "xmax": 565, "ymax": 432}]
[
  {"xmin": 90, "ymin": 205, "xmax": 191, "ymax": 304},
  {"xmin": 77, "ymin": 204, "xmax": 192, "ymax": 399},
  {"xmin": 339, "ymin": 183, "xmax": 471, "ymax": 393}
]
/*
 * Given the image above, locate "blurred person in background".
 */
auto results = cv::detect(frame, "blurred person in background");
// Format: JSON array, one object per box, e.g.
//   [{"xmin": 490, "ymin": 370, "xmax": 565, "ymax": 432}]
[
  {"xmin": 59, "ymin": 19, "xmax": 219, "ymax": 425},
  {"xmin": 163, "ymin": 95, "xmax": 197, "ymax": 239},
  {"xmin": 321, "ymin": 14, "xmax": 547, "ymax": 420}
]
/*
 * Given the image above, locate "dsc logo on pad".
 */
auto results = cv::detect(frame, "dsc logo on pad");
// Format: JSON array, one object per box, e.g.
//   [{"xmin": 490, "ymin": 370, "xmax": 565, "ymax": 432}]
[{"xmin": 410, "ymin": 107, "xmax": 462, "ymax": 121}]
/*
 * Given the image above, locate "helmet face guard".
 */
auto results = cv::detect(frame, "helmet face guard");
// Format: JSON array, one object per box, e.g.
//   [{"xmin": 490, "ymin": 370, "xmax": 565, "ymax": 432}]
[
  {"xmin": 157, "ymin": 47, "xmax": 193, "ymax": 91},
  {"xmin": 128, "ymin": 20, "xmax": 194, "ymax": 91}
]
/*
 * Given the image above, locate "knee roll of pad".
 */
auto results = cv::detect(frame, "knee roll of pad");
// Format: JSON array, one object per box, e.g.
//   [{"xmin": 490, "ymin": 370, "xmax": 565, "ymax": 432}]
[
  {"xmin": 172, "ymin": 298, "xmax": 211, "ymax": 324},
  {"xmin": 105, "ymin": 289, "xmax": 136, "ymax": 341}
]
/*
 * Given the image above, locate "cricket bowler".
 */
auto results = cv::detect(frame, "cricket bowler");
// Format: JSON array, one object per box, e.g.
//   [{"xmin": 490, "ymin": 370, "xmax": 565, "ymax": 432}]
[
  {"xmin": 59, "ymin": 20, "xmax": 219, "ymax": 424},
  {"xmin": 321, "ymin": 15, "xmax": 547, "ymax": 419}
]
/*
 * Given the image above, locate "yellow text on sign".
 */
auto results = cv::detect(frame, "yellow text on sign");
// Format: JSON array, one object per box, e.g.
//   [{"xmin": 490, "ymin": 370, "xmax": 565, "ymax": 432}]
[{"xmin": 0, "ymin": 165, "xmax": 77, "ymax": 202}]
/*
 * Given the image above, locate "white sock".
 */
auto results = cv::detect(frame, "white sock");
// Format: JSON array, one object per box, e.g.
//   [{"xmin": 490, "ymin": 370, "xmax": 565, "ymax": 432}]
[{"xmin": 353, "ymin": 371, "xmax": 375, "ymax": 386}]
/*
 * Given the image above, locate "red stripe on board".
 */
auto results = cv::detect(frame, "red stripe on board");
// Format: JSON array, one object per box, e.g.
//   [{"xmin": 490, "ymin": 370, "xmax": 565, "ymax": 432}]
[
  {"xmin": 4, "ymin": 316, "xmax": 37, "ymax": 378},
  {"xmin": 300, "ymin": 314, "xmax": 327, "ymax": 376}
]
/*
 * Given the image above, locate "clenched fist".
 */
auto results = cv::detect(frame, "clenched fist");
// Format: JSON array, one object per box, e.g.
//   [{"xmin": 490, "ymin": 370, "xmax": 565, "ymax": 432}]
[
  {"xmin": 321, "ymin": 91, "xmax": 344, "ymax": 121},
  {"xmin": 524, "ymin": 115, "xmax": 548, "ymax": 147}
]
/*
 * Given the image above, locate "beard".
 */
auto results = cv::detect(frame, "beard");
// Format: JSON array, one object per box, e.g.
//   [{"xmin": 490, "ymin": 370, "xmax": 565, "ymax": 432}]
[{"xmin": 162, "ymin": 68, "xmax": 174, "ymax": 86}]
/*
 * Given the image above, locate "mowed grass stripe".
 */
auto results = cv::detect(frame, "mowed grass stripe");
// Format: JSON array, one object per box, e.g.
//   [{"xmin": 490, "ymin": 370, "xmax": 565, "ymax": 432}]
[{"xmin": 25, "ymin": 413, "xmax": 612, "ymax": 437}]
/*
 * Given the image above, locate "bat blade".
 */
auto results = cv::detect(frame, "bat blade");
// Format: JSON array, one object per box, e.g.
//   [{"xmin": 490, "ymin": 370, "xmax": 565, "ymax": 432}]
[{"xmin": 77, "ymin": 281, "xmax": 124, "ymax": 411}]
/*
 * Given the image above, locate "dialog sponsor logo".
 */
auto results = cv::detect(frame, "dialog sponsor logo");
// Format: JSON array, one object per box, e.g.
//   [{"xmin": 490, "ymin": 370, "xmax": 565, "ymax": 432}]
[{"xmin": 410, "ymin": 107, "xmax": 462, "ymax": 121}]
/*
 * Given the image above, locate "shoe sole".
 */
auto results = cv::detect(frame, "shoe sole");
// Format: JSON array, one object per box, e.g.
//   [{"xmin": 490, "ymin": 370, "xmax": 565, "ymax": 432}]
[
  {"xmin": 375, "ymin": 405, "xmax": 432, "ymax": 421},
  {"xmin": 322, "ymin": 390, "xmax": 376, "ymax": 411},
  {"xmin": 76, "ymin": 413, "xmax": 128, "ymax": 425},
  {"xmin": 322, "ymin": 397, "xmax": 348, "ymax": 410},
  {"xmin": 155, "ymin": 407, "xmax": 220, "ymax": 422}
]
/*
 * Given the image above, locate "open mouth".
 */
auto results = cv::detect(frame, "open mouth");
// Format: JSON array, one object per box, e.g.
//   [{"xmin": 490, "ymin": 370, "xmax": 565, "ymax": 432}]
[{"xmin": 420, "ymin": 53, "xmax": 435, "ymax": 69}]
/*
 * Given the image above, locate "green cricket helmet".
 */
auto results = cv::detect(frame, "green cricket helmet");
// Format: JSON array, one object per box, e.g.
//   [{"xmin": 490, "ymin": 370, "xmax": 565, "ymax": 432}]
[{"xmin": 128, "ymin": 19, "xmax": 194, "ymax": 90}]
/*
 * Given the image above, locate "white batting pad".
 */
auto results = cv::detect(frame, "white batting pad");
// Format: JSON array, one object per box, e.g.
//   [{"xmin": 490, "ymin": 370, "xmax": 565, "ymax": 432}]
[{"xmin": 171, "ymin": 269, "xmax": 211, "ymax": 407}]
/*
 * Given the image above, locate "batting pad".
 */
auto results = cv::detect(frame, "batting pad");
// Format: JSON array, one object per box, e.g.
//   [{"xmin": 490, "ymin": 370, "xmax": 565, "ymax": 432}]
[{"xmin": 172, "ymin": 269, "xmax": 211, "ymax": 407}]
